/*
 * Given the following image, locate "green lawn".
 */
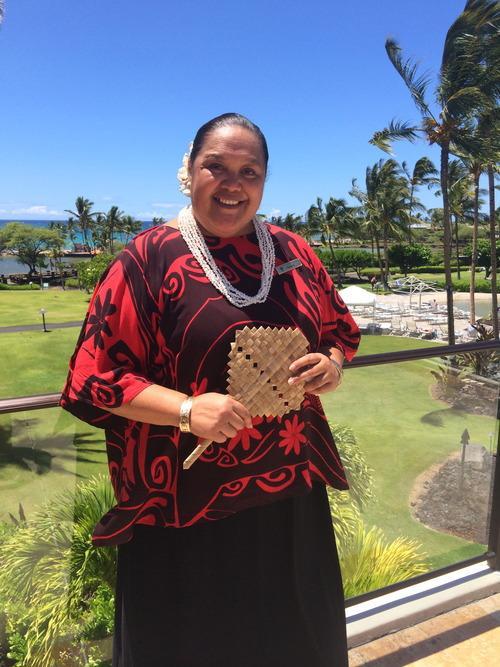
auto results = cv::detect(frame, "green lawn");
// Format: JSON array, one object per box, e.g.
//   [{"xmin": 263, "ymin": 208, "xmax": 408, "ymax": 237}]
[
  {"xmin": 0, "ymin": 328, "xmax": 82, "ymax": 398},
  {"xmin": 0, "ymin": 407, "xmax": 108, "ymax": 522},
  {"xmin": 0, "ymin": 289, "xmax": 90, "ymax": 326},
  {"xmin": 323, "ymin": 335, "xmax": 495, "ymax": 569},
  {"xmin": 392, "ymin": 269, "xmax": 485, "ymax": 283},
  {"xmin": 0, "ymin": 299, "xmax": 495, "ymax": 571}
]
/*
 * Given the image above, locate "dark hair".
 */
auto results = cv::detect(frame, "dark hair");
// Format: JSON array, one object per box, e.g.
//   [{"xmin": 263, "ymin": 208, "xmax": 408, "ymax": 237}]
[{"xmin": 190, "ymin": 113, "xmax": 269, "ymax": 169}]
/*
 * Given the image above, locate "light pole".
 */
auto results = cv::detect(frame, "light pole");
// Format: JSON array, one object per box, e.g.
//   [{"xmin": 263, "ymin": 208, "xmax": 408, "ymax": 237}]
[{"xmin": 39, "ymin": 308, "xmax": 48, "ymax": 333}]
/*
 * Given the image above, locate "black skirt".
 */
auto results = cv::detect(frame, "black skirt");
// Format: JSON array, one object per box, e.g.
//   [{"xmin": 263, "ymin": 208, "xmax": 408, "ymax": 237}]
[{"xmin": 113, "ymin": 484, "xmax": 348, "ymax": 667}]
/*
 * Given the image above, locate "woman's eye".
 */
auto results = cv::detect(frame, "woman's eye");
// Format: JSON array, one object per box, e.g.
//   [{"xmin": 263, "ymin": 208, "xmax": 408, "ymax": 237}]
[
  {"xmin": 207, "ymin": 163, "xmax": 224, "ymax": 173},
  {"xmin": 242, "ymin": 168, "xmax": 257, "ymax": 177}
]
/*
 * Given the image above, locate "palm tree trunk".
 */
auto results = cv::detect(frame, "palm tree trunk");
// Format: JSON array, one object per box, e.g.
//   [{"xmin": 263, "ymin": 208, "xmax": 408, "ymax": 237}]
[
  {"xmin": 408, "ymin": 185, "xmax": 414, "ymax": 243},
  {"xmin": 327, "ymin": 237, "xmax": 342, "ymax": 287},
  {"xmin": 375, "ymin": 236, "xmax": 383, "ymax": 281},
  {"xmin": 488, "ymin": 164, "xmax": 498, "ymax": 340},
  {"xmin": 383, "ymin": 225, "xmax": 389, "ymax": 288},
  {"xmin": 469, "ymin": 167, "xmax": 480, "ymax": 325},
  {"xmin": 454, "ymin": 215, "xmax": 461, "ymax": 279},
  {"xmin": 441, "ymin": 143, "xmax": 455, "ymax": 344}
]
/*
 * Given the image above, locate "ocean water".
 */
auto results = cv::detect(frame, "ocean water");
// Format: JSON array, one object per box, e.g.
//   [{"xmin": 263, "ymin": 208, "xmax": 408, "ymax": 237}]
[{"xmin": 0, "ymin": 218, "xmax": 153, "ymax": 274}]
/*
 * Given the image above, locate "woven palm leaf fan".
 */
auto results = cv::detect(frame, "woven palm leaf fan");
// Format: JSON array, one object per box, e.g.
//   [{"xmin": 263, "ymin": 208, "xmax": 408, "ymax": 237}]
[{"xmin": 183, "ymin": 326, "xmax": 309, "ymax": 469}]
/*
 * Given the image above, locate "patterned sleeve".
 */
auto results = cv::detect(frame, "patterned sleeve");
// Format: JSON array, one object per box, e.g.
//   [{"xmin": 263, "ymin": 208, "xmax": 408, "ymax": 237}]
[
  {"xmin": 309, "ymin": 252, "xmax": 361, "ymax": 362},
  {"xmin": 60, "ymin": 248, "xmax": 163, "ymax": 428}
]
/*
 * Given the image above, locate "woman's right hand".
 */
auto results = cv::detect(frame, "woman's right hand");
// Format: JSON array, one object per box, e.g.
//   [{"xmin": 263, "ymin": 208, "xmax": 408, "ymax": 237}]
[{"xmin": 189, "ymin": 393, "xmax": 252, "ymax": 443}]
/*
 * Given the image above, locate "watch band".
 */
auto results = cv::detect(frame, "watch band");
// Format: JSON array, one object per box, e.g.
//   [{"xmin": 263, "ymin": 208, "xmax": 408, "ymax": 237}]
[{"xmin": 179, "ymin": 397, "xmax": 194, "ymax": 433}]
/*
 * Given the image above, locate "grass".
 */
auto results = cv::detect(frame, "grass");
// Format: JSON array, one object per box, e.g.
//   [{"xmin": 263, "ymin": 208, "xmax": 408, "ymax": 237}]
[
  {"xmin": 0, "ymin": 289, "xmax": 90, "ymax": 326},
  {"xmin": 0, "ymin": 328, "xmax": 82, "ymax": 398},
  {"xmin": 0, "ymin": 407, "xmax": 108, "ymax": 523},
  {"xmin": 0, "ymin": 292, "xmax": 495, "ymax": 571},
  {"xmin": 323, "ymin": 335, "xmax": 495, "ymax": 569}
]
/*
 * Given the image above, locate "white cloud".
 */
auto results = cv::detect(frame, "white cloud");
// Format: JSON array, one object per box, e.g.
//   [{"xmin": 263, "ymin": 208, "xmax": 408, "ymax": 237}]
[
  {"xmin": 151, "ymin": 202, "xmax": 181, "ymax": 209},
  {"xmin": 136, "ymin": 210, "xmax": 173, "ymax": 219},
  {"xmin": 268, "ymin": 208, "xmax": 281, "ymax": 218},
  {"xmin": 10, "ymin": 205, "xmax": 64, "ymax": 216},
  {"xmin": 101, "ymin": 195, "xmax": 113, "ymax": 202}
]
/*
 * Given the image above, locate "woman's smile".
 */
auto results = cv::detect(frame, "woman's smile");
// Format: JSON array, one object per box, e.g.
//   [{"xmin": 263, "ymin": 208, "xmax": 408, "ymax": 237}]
[{"xmin": 188, "ymin": 125, "xmax": 266, "ymax": 237}]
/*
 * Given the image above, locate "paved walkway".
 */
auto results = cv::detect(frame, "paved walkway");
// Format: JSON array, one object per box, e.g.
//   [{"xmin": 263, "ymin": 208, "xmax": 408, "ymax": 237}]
[
  {"xmin": 0, "ymin": 321, "xmax": 83, "ymax": 333},
  {"xmin": 349, "ymin": 592, "xmax": 500, "ymax": 666}
]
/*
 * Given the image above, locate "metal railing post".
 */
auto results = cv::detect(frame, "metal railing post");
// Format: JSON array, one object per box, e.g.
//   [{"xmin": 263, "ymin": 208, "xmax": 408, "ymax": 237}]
[{"xmin": 487, "ymin": 415, "xmax": 500, "ymax": 571}]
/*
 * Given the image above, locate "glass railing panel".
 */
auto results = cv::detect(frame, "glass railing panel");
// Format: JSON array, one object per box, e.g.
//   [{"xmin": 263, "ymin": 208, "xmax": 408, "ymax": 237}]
[
  {"xmin": 324, "ymin": 348, "xmax": 499, "ymax": 599},
  {"xmin": 0, "ymin": 407, "xmax": 112, "ymax": 666}
]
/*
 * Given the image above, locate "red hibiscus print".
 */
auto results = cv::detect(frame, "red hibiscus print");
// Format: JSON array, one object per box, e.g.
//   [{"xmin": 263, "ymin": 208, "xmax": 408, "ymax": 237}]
[
  {"xmin": 190, "ymin": 377, "xmax": 208, "ymax": 396},
  {"xmin": 84, "ymin": 289, "xmax": 117, "ymax": 350},
  {"xmin": 278, "ymin": 414, "xmax": 307, "ymax": 455},
  {"xmin": 227, "ymin": 424, "xmax": 262, "ymax": 452}
]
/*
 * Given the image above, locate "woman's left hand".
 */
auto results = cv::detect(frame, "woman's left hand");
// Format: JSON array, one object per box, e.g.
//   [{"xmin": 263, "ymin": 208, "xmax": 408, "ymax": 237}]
[{"xmin": 288, "ymin": 353, "xmax": 342, "ymax": 395}]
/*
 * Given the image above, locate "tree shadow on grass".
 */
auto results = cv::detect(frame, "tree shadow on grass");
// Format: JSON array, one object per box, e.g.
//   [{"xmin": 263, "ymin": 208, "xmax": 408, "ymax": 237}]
[
  {"xmin": 71, "ymin": 431, "xmax": 106, "ymax": 455},
  {"xmin": 421, "ymin": 407, "xmax": 467, "ymax": 427},
  {"xmin": 0, "ymin": 422, "xmax": 54, "ymax": 474},
  {"xmin": 0, "ymin": 421, "xmax": 105, "ymax": 477}
]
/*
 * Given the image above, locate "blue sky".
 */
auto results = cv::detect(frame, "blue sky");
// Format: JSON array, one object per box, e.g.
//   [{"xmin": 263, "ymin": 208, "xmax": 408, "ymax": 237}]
[{"xmin": 0, "ymin": 0, "xmax": 469, "ymax": 221}]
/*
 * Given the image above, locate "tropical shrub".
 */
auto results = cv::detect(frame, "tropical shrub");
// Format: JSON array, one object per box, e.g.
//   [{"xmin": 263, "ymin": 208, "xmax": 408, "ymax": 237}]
[
  {"xmin": 464, "ymin": 239, "xmax": 500, "ymax": 278},
  {"xmin": 0, "ymin": 476, "xmax": 116, "ymax": 666},
  {"xmin": 431, "ymin": 277, "xmax": 492, "ymax": 292},
  {"xmin": 389, "ymin": 243, "xmax": 432, "ymax": 275},
  {"xmin": 338, "ymin": 524, "xmax": 428, "ymax": 598},
  {"xmin": 329, "ymin": 423, "xmax": 428, "ymax": 597},
  {"xmin": 77, "ymin": 254, "xmax": 115, "ymax": 292}
]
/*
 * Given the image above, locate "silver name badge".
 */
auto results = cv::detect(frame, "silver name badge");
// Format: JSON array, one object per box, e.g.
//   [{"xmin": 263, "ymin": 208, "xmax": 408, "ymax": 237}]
[{"xmin": 276, "ymin": 258, "xmax": 303, "ymax": 275}]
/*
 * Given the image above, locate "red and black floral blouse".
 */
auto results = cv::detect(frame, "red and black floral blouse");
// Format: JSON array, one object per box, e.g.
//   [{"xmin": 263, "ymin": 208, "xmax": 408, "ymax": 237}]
[{"xmin": 61, "ymin": 224, "xmax": 360, "ymax": 546}]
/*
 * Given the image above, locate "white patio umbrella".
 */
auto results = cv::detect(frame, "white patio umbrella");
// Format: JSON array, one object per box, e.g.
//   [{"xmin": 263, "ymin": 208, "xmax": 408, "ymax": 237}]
[
  {"xmin": 339, "ymin": 286, "xmax": 377, "ymax": 321},
  {"xmin": 389, "ymin": 275, "xmax": 443, "ymax": 310}
]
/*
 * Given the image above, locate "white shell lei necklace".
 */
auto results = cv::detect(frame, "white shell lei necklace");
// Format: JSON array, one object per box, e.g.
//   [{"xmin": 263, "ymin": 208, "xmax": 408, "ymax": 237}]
[{"xmin": 178, "ymin": 205, "xmax": 276, "ymax": 307}]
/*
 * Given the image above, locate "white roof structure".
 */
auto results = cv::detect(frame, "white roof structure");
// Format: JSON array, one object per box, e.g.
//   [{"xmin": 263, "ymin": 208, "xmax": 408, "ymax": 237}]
[{"xmin": 339, "ymin": 285, "xmax": 377, "ymax": 306}]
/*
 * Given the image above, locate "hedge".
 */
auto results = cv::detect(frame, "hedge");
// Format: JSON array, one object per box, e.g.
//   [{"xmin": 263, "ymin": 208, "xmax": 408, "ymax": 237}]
[{"xmin": 0, "ymin": 282, "xmax": 41, "ymax": 290}]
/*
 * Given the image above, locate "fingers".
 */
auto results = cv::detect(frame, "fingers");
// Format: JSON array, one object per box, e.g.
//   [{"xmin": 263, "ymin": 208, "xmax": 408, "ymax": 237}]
[
  {"xmin": 289, "ymin": 354, "xmax": 342, "ymax": 394},
  {"xmin": 289, "ymin": 353, "xmax": 327, "ymax": 385},
  {"xmin": 232, "ymin": 401, "xmax": 253, "ymax": 429},
  {"xmin": 189, "ymin": 393, "xmax": 252, "ymax": 442}
]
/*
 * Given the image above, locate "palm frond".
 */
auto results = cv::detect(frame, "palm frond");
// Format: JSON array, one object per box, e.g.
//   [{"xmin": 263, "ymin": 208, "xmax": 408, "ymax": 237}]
[
  {"xmin": 370, "ymin": 120, "xmax": 420, "ymax": 153},
  {"xmin": 385, "ymin": 38, "xmax": 434, "ymax": 118}
]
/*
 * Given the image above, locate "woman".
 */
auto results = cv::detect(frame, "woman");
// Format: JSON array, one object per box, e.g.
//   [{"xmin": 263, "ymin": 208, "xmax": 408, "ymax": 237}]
[{"xmin": 61, "ymin": 112, "xmax": 360, "ymax": 667}]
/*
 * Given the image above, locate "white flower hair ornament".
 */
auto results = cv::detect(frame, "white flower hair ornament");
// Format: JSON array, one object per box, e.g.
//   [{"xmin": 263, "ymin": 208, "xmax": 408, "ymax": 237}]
[{"xmin": 177, "ymin": 142, "xmax": 193, "ymax": 197}]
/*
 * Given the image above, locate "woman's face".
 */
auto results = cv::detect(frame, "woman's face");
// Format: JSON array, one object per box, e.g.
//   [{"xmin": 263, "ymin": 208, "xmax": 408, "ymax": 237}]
[{"xmin": 188, "ymin": 125, "xmax": 266, "ymax": 237}]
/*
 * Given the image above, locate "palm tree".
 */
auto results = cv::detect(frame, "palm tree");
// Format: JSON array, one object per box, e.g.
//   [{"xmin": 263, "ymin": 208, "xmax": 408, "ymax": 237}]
[
  {"xmin": 104, "ymin": 205, "xmax": 124, "ymax": 254},
  {"xmin": 282, "ymin": 213, "xmax": 303, "ymax": 233},
  {"xmin": 306, "ymin": 198, "xmax": 354, "ymax": 285},
  {"xmin": 0, "ymin": 1, "xmax": 5, "ymax": 25},
  {"xmin": 269, "ymin": 213, "xmax": 302, "ymax": 233},
  {"xmin": 64, "ymin": 196, "xmax": 97, "ymax": 252},
  {"xmin": 121, "ymin": 214, "xmax": 143, "ymax": 244},
  {"xmin": 351, "ymin": 160, "xmax": 410, "ymax": 288},
  {"xmin": 436, "ymin": 159, "xmax": 476, "ymax": 279},
  {"xmin": 371, "ymin": 0, "xmax": 498, "ymax": 343},
  {"xmin": 401, "ymin": 157, "xmax": 438, "ymax": 240},
  {"xmin": 451, "ymin": 12, "xmax": 500, "ymax": 325}
]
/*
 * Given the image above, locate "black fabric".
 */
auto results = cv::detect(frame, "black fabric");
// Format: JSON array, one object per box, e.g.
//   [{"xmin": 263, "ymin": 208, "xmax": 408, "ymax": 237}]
[{"xmin": 112, "ymin": 484, "xmax": 347, "ymax": 667}]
